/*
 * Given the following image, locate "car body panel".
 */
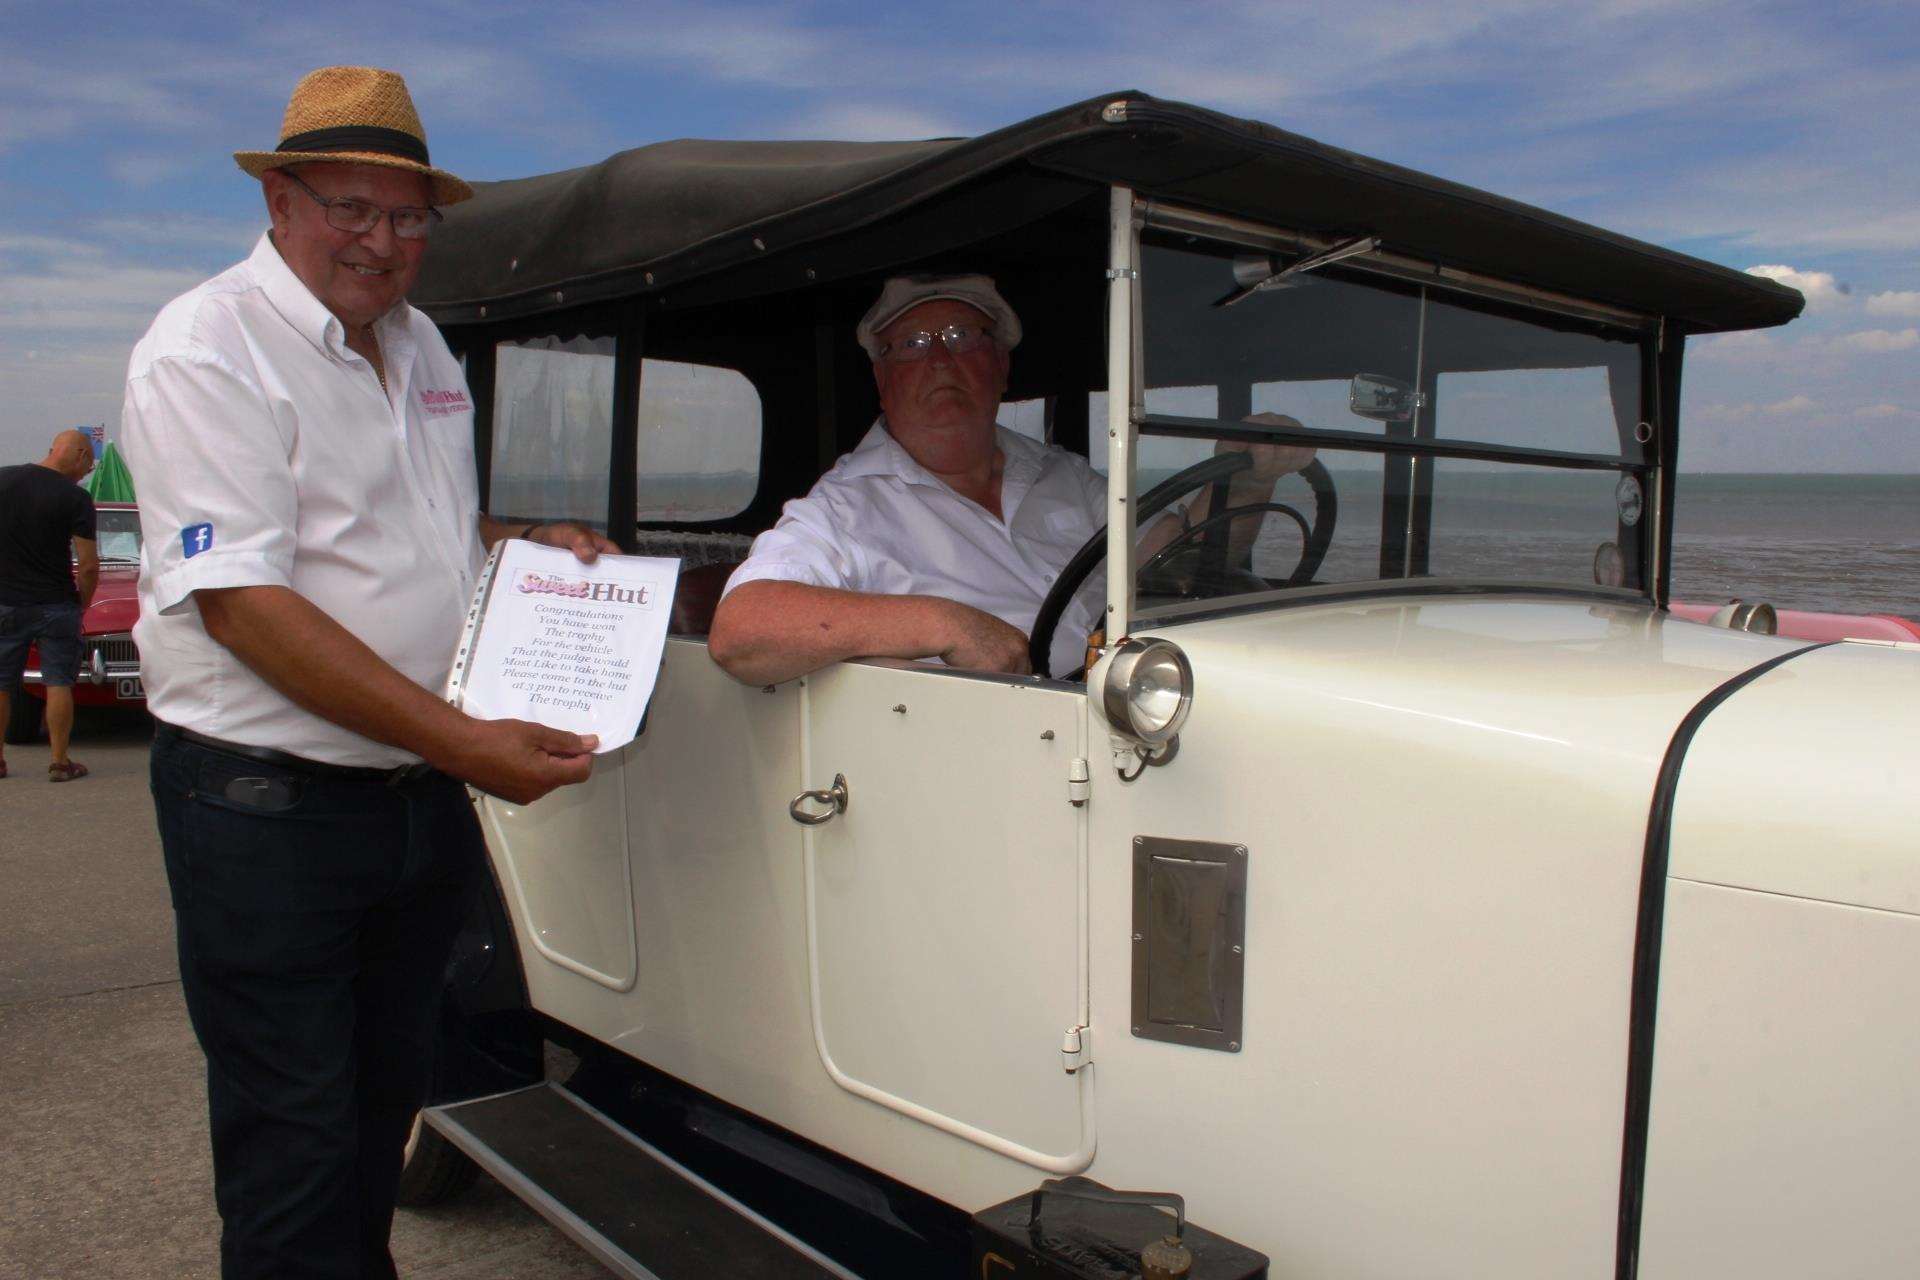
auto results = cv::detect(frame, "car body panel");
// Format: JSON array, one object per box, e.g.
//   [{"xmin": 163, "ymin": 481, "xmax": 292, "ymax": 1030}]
[
  {"xmin": 1669, "ymin": 639, "xmax": 1920, "ymax": 915},
  {"xmin": 481, "ymin": 751, "xmax": 638, "ymax": 991},
  {"xmin": 1639, "ymin": 880, "xmax": 1920, "ymax": 1277},
  {"xmin": 1075, "ymin": 596, "xmax": 1804, "ymax": 1276}
]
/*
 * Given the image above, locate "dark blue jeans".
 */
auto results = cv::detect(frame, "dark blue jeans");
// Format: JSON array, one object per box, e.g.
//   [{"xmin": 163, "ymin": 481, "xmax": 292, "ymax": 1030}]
[
  {"xmin": 151, "ymin": 726, "xmax": 485, "ymax": 1280},
  {"xmin": 0, "ymin": 599, "xmax": 81, "ymax": 690}
]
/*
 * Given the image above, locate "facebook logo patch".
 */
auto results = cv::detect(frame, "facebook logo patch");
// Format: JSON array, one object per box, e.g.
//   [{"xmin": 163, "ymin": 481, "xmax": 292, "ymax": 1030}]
[{"xmin": 181, "ymin": 523, "xmax": 214, "ymax": 558}]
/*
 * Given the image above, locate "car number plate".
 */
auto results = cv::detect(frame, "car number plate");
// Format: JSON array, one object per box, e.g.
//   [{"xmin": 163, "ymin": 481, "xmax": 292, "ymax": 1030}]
[{"xmin": 117, "ymin": 676, "xmax": 145, "ymax": 699}]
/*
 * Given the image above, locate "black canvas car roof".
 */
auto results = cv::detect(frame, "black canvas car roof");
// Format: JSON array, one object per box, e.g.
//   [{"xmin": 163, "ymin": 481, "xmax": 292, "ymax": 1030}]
[{"xmin": 413, "ymin": 92, "xmax": 1802, "ymax": 335}]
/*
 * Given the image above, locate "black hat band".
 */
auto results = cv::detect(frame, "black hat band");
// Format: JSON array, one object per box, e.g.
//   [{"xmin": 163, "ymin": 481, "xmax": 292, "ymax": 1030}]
[{"xmin": 277, "ymin": 125, "xmax": 429, "ymax": 166}]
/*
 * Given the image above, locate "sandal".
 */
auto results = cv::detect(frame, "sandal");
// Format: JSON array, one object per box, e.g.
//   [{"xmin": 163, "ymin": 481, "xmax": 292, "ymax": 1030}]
[
  {"xmin": 0, "ymin": 755, "xmax": 8, "ymax": 779},
  {"xmin": 48, "ymin": 759, "xmax": 89, "ymax": 783}
]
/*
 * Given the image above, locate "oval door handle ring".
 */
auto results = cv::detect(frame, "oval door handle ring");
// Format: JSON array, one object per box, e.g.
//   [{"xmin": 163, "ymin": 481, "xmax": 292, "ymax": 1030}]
[{"xmin": 788, "ymin": 773, "xmax": 849, "ymax": 826}]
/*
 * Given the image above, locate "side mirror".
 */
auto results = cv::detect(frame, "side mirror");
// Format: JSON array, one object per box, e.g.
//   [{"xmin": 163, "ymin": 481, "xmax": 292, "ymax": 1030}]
[{"xmin": 1349, "ymin": 373, "xmax": 1418, "ymax": 422}]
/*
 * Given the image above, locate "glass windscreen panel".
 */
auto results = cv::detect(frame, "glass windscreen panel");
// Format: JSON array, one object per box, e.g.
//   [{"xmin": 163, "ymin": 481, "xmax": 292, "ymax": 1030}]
[
  {"xmin": 635, "ymin": 359, "xmax": 761, "ymax": 521},
  {"xmin": 1424, "ymin": 293, "xmax": 1643, "ymax": 453},
  {"xmin": 94, "ymin": 507, "xmax": 143, "ymax": 562},
  {"xmin": 1424, "ymin": 462, "xmax": 1643, "ymax": 586},
  {"xmin": 1089, "ymin": 386, "xmax": 1221, "ymax": 476},
  {"xmin": 492, "ymin": 335, "xmax": 615, "ymax": 528},
  {"xmin": 1133, "ymin": 234, "xmax": 1647, "ymax": 610},
  {"xmin": 1140, "ymin": 240, "xmax": 1422, "ymax": 435}
]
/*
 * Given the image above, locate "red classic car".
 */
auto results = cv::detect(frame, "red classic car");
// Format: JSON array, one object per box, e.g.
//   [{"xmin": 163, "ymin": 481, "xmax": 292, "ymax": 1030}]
[{"xmin": 4, "ymin": 502, "xmax": 146, "ymax": 743}]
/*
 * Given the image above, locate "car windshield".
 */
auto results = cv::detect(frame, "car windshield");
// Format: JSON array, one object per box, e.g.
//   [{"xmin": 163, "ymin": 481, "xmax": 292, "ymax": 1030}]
[
  {"xmin": 94, "ymin": 508, "xmax": 142, "ymax": 562},
  {"xmin": 1128, "ymin": 231, "xmax": 1652, "ymax": 614}
]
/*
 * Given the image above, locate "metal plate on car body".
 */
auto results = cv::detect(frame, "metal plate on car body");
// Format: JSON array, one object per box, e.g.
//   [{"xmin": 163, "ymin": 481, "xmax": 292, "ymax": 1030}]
[{"xmin": 1130, "ymin": 836, "xmax": 1247, "ymax": 1052}]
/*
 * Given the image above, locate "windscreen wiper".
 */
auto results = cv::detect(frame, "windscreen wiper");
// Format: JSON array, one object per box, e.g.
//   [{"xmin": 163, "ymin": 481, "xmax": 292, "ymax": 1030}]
[{"xmin": 1213, "ymin": 235, "xmax": 1380, "ymax": 307}]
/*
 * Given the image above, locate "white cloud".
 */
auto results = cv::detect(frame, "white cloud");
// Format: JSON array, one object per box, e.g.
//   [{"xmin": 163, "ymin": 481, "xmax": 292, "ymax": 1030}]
[
  {"xmin": 1690, "ymin": 400, "xmax": 1758, "ymax": 424},
  {"xmin": 1854, "ymin": 403, "xmax": 1918, "ymax": 420},
  {"xmin": 1830, "ymin": 328, "xmax": 1920, "ymax": 354},
  {"xmin": 1865, "ymin": 291, "xmax": 1920, "ymax": 319},
  {"xmin": 87, "ymin": 213, "xmax": 261, "ymax": 258},
  {"xmin": 773, "ymin": 103, "xmax": 969, "ymax": 142},
  {"xmin": 1690, "ymin": 330, "xmax": 1777, "ymax": 362},
  {"xmin": 1691, "ymin": 394, "xmax": 1847, "ymax": 424},
  {"xmin": 1692, "ymin": 325, "xmax": 1920, "ymax": 368},
  {"xmin": 0, "ymin": 258, "xmax": 204, "ymax": 334},
  {"xmin": 0, "ymin": 226, "xmax": 224, "ymax": 458},
  {"xmin": 107, "ymin": 154, "xmax": 194, "ymax": 189},
  {"xmin": 0, "ymin": 225, "xmax": 216, "ymax": 332},
  {"xmin": 560, "ymin": 5, "xmax": 832, "ymax": 92},
  {"xmin": 0, "ymin": 48, "xmax": 249, "ymax": 154},
  {"xmin": 1745, "ymin": 264, "xmax": 1850, "ymax": 309},
  {"xmin": 1770, "ymin": 210, "xmax": 1920, "ymax": 254}
]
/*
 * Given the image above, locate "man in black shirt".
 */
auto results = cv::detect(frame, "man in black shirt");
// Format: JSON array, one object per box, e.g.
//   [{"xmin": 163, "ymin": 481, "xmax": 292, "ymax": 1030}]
[{"xmin": 0, "ymin": 428, "xmax": 100, "ymax": 781}]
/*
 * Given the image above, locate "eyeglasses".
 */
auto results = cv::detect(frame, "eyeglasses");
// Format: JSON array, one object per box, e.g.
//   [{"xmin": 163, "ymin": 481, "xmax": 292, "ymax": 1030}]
[
  {"xmin": 282, "ymin": 170, "xmax": 443, "ymax": 241},
  {"xmin": 878, "ymin": 323, "xmax": 996, "ymax": 363}
]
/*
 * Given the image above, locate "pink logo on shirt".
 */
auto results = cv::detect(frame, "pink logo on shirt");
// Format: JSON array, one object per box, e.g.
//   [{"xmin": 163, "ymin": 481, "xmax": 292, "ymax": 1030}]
[{"xmin": 418, "ymin": 388, "xmax": 471, "ymax": 417}]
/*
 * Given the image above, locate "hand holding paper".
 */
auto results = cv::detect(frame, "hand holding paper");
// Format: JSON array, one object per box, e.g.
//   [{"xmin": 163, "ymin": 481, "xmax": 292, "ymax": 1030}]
[
  {"xmin": 442, "ymin": 716, "xmax": 598, "ymax": 803},
  {"xmin": 448, "ymin": 540, "xmax": 680, "ymax": 754}
]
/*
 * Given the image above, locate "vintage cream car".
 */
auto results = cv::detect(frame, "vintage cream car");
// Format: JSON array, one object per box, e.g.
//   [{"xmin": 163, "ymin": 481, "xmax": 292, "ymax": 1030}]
[{"xmin": 401, "ymin": 94, "xmax": 1920, "ymax": 1279}]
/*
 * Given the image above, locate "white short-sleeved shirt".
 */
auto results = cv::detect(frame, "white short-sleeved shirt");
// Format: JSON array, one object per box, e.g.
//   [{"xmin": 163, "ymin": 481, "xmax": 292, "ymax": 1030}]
[
  {"xmin": 722, "ymin": 420, "xmax": 1109, "ymax": 676},
  {"xmin": 121, "ymin": 232, "xmax": 484, "ymax": 767}
]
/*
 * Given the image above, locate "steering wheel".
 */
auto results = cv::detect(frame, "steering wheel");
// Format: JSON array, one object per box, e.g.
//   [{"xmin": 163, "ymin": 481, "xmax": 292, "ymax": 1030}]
[
  {"xmin": 1027, "ymin": 454, "xmax": 1337, "ymax": 678},
  {"xmin": 1137, "ymin": 501, "xmax": 1312, "ymax": 597}
]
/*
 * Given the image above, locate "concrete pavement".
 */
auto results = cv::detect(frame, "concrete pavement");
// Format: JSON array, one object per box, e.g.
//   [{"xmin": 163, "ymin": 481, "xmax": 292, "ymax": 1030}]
[{"xmin": 0, "ymin": 709, "xmax": 610, "ymax": 1279}]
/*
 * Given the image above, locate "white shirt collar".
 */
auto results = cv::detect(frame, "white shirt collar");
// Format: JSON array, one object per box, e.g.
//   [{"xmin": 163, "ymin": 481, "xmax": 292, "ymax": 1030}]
[
  {"xmin": 845, "ymin": 416, "xmax": 1051, "ymax": 515},
  {"xmin": 248, "ymin": 230, "xmax": 409, "ymax": 360}
]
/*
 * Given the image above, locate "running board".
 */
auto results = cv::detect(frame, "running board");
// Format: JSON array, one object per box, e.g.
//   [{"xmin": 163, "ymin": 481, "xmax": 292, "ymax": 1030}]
[{"xmin": 426, "ymin": 1083, "xmax": 857, "ymax": 1280}]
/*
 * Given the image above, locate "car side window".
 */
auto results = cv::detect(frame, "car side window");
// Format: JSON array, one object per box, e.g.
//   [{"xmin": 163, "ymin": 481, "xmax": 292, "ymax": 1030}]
[
  {"xmin": 635, "ymin": 360, "xmax": 762, "ymax": 522},
  {"xmin": 493, "ymin": 335, "xmax": 616, "ymax": 530}
]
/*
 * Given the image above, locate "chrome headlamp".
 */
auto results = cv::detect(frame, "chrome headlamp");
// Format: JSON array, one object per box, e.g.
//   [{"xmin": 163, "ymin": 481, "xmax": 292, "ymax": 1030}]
[{"xmin": 1099, "ymin": 637, "xmax": 1194, "ymax": 749}]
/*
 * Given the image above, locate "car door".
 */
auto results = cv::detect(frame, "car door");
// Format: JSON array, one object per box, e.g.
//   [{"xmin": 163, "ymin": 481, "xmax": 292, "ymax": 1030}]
[{"xmin": 798, "ymin": 659, "xmax": 1095, "ymax": 1171}]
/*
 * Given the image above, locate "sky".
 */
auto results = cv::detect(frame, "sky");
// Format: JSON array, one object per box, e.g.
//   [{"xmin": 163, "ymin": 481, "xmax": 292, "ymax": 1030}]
[{"xmin": 2, "ymin": 0, "xmax": 1917, "ymax": 472}]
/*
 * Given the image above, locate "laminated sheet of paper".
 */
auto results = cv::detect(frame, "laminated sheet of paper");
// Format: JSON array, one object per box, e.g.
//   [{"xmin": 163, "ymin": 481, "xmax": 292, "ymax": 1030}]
[{"xmin": 448, "ymin": 540, "xmax": 680, "ymax": 754}]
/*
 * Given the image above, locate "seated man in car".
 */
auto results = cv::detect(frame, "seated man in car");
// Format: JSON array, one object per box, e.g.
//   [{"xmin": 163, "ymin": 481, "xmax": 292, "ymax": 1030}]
[{"xmin": 708, "ymin": 273, "xmax": 1311, "ymax": 685}]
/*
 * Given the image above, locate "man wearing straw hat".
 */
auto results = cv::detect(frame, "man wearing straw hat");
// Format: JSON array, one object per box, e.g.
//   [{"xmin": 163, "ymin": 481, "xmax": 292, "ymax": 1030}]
[{"xmin": 120, "ymin": 67, "xmax": 614, "ymax": 1278}]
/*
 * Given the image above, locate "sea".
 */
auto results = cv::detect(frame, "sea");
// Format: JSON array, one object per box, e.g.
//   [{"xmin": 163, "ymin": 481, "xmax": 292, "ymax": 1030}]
[
  {"xmin": 1253, "ymin": 470, "xmax": 1920, "ymax": 619},
  {"xmin": 1667, "ymin": 474, "xmax": 1920, "ymax": 618},
  {"xmin": 503, "ymin": 470, "xmax": 1920, "ymax": 622}
]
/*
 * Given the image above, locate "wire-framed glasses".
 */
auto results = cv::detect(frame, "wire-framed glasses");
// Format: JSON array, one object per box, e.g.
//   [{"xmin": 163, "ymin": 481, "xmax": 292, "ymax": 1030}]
[
  {"xmin": 282, "ymin": 170, "xmax": 443, "ymax": 241},
  {"xmin": 878, "ymin": 323, "xmax": 996, "ymax": 363}
]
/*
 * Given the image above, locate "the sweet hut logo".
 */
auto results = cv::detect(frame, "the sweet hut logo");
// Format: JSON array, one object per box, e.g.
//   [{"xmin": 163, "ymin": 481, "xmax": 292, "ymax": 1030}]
[
  {"xmin": 418, "ymin": 387, "xmax": 471, "ymax": 418},
  {"xmin": 514, "ymin": 570, "xmax": 654, "ymax": 608}
]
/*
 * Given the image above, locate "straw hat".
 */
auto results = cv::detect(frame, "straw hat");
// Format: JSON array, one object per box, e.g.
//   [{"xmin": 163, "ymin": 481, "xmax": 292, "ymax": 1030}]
[{"xmin": 233, "ymin": 66, "xmax": 472, "ymax": 205}]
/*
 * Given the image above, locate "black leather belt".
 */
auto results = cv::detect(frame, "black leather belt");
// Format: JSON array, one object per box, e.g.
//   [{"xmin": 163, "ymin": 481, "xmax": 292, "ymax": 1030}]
[{"xmin": 157, "ymin": 722, "xmax": 440, "ymax": 786}]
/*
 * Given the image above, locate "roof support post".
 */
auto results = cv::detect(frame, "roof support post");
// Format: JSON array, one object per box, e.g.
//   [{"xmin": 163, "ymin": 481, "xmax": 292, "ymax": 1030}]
[
  {"xmin": 466, "ymin": 339, "xmax": 497, "ymax": 514},
  {"xmin": 1652, "ymin": 320, "xmax": 1681, "ymax": 607},
  {"xmin": 1104, "ymin": 185, "xmax": 1140, "ymax": 647},
  {"xmin": 607, "ymin": 303, "xmax": 644, "ymax": 552}
]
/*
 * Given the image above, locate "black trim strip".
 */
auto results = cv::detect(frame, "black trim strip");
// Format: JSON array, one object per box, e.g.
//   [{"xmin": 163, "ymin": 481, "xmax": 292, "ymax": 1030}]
[
  {"xmin": 1614, "ymin": 640, "xmax": 1832, "ymax": 1279},
  {"xmin": 278, "ymin": 125, "xmax": 430, "ymax": 165},
  {"xmin": 1140, "ymin": 413, "xmax": 1647, "ymax": 473}
]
